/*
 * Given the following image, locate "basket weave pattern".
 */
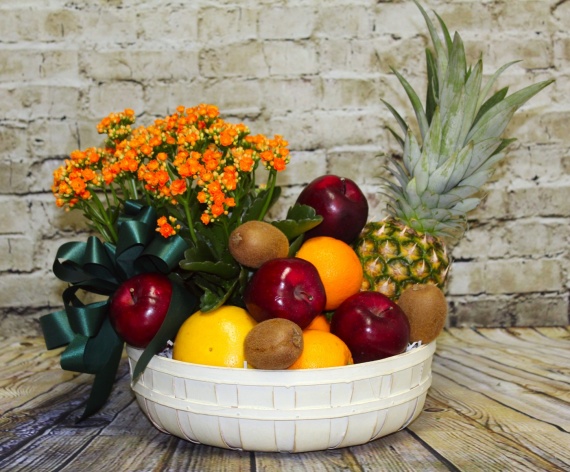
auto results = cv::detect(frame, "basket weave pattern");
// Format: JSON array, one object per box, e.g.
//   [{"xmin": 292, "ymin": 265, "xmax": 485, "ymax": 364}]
[{"xmin": 127, "ymin": 342, "xmax": 435, "ymax": 453}]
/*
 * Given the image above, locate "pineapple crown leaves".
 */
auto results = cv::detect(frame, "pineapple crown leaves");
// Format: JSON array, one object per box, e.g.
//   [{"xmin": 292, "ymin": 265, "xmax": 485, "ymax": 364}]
[{"xmin": 383, "ymin": 0, "xmax": 554, "ymax": 241}]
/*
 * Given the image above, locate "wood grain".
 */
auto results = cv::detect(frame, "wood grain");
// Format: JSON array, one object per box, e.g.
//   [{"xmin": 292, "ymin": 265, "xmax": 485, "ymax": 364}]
[{"xmin": 1, "ymin": 328, "xmax": 569, "ymax": 472}]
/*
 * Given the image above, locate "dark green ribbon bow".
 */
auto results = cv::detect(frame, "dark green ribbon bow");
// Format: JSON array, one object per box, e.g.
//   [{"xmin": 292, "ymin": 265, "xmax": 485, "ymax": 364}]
[{"xmin": 40, "ymin": 201, "xmax": 198, "ymax": 420}]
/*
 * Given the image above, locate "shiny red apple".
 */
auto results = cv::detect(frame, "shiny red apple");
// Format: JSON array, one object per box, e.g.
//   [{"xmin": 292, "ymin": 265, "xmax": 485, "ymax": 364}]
[
  {"xmin": 295, "ymin": 174, "xmax": 369, "ymax": 244},
  {"xmin": 331, "ymin": 291, "xmax": 410, "ymax": 363},
  {"xmin": 244, "ymin": 258, "xmax": 326, "ymax": 329},
  {"xmin": 108, "ymin": 272, "xmax": 173, "ymax": 348}
]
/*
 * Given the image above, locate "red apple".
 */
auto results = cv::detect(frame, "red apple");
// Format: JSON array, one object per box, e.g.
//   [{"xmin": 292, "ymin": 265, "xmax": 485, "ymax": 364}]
[
  {"xmin": 331, "ymin": 291, "xmax": 410, "ymax": 363},
  {"xmin": 295, "ymin": 174, "xmax": 369, "ymax": 244},
  {"xmin": 244, "ymin": 258, "xmax": 326, "ymax": 329},
  {"xmin": 108, "ymin": 272, "xmax": 173, "ymax": 348}
]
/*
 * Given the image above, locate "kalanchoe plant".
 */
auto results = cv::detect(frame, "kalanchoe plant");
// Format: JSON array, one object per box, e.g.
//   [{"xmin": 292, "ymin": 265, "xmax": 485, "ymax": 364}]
[{"xmin": 52, "ymin": 104, "xmax": 322, "ymax": 311}]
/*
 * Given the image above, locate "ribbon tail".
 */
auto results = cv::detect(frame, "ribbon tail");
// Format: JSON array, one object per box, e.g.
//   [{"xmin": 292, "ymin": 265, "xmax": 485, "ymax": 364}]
[
  {"xmin": 77, "ymin": 317, "xmax": 125, "ymax": 421},
  {"xmin": 78, "ymin": 339, "xmax": 123, "ymax": 421}
]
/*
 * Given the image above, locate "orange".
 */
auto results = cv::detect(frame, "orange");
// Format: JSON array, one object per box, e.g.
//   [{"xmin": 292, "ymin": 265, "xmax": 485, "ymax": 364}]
[
  {"xmin": 305, "ymin": 314, "xmax": 331, "ymax": 332},
  {"xmin": 288, "ymin": 330, "xmax": 353, "ymax": 369},
  {"xmin": 173, "ymin": 305, "xmax": 257, "ymax": 367},
  {"xmin": 296, "ymin": 236, "xmax": 363, "ymax": 310}
]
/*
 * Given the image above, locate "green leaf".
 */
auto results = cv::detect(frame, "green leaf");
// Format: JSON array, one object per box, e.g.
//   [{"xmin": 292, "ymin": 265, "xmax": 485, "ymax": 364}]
[
  {"xmin": 477, "ymin": 60, "xmax": 520, "ymax": 110},
  {"xmin": 473, "ymin": 86, "xmax": 509, "ymax": 128},
  {"xmin": 195, "ymin": 222, "xmax": 229, "ymax": 260},
  {"xmin": 242, "ymin": 186, "xmax": 282, "ymax": 222},
  {"xmin": 425, "ymin": 48, "xmax": 439, "ymax": 124},
  {"xmin": 288, "ymin": 234, "xmax": 305, "ymax": 257},
  {"xmin": 271, "ymin": 204, "xmax": 323, "ymax": 240},
  {"xmin": 382, "ymin": 99, "xmax": 408, "ymax": 138},
  {"xmin": 391, "ymin": 66, "xmax": 430, "ymax": 141},
  {"xmin": 196, "ymin": 277, "xmax": 238, "ymax": 312},
  {"xmin": 180, "ymin": 259, "xmax": 239, "ymax": 279}
]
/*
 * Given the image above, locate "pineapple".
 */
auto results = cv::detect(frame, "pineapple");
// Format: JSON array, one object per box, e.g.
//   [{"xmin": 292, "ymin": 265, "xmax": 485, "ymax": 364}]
[{"xmin": 356, "ymin": 1, "xmax": 553, "ymax": 300}]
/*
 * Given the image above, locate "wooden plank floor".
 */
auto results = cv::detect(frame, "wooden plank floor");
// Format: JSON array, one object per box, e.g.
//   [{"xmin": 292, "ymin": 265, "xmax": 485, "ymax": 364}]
[{"xmin": 1, "ymin": 327, "xmax": 569, "ymax": 471}]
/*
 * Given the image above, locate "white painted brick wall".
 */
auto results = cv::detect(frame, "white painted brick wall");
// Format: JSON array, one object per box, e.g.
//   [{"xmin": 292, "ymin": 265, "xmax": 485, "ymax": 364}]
[{"xmin": 1, "ymin": 0, "xmax": 568, "ymax": 334}]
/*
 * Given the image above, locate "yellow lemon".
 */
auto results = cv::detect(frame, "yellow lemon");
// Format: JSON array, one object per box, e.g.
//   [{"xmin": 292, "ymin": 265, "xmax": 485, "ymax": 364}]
[{"xmin": 173, "ymin": 305, "xmax": 257, "ymax": 368}]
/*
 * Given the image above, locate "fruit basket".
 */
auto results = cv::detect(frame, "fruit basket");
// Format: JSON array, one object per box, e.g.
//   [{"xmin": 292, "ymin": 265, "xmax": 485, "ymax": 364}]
[
  {"xmin": 126, "ymin": 341, "xmax": 435, "ymax": 453},
  {"xmin": 40, "ymin": 1, "xmax": 553, "ymax": 455}
]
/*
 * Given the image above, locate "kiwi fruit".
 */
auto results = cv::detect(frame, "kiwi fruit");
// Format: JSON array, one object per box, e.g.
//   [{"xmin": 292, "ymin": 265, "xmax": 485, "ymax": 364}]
[
  {"xmin": 229, "ymin": 220, "xmax": 289, "ymax": 268},
  {"xmin": 397, "ymin": 284, "xmax": 448, "ymax": 344},
  {"xmin": 244, "ymin": 318, "xmax": 304, "ymax": 369}
]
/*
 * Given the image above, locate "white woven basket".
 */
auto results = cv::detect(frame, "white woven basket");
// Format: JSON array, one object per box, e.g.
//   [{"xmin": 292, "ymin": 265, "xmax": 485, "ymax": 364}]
[{"xmin": 126, "ymin": 341, "xmax": 435, "ymax": 453}]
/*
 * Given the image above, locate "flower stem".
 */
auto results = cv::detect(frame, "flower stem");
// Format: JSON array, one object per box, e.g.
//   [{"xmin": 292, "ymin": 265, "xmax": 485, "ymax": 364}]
[
  {"xmin": 90, "ymin": 192, "xmax": 118, "ymax": 243},
  {"xmin": 259, "ymin": 170, "xmax": 277, "ymax": 220},
  {"xmin": 181, "ymin": 197, "xmax": 198, "ymax": 245}
]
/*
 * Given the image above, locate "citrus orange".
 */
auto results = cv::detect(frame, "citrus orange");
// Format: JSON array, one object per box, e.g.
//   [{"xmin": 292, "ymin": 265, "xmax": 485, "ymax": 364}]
[
  {"xmin": 296, "ymin": 236, "xmax": 363, "ymax": 310},
  {"xmin": 305, "ymin": 314, "xmax": 331, "ymax": 332},
  {"xmin": 173, "ymin": 305, "xmax": 257, "ymax": 367},
  {"xmin": 288, "ymin": 330, "xmax": 353, "ymax": 369}
]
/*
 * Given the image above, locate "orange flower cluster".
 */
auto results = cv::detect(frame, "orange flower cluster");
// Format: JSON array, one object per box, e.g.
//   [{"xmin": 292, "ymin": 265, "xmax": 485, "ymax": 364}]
[
  {"xmin": 52, "ymin": 104, "xmax": 290, "ymax": 242},
  {"xmin": 52, "ymin": 147, "xmax": 105, "ymax": 208}
]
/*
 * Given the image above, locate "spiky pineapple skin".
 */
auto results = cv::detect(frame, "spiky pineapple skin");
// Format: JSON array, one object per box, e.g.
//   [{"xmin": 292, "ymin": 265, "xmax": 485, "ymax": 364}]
[{"xmin": 355, "ymin": 218, "xmax": 450, "ymax": 301}]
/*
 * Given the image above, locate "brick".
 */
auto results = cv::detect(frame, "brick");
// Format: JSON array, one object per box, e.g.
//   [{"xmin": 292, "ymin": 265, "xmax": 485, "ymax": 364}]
[
  {"xmin": 199, "ymin": 79, "xmax": 263, "ymax": 114},
  {"xmin": 81, "ymin": 9, "xmax": 138, "ymax": 44},
  {"xmin": 506, "ymin": 179, "xmax": 570, "ymax": 219},
  {"xmin": 135, "ymin": 8, "xmax": 199, "ymax": 43},
  {"xmin": 509, "ymin": 294, "xmax": 569, "ymax": 326},
  {"xmin": 320, "ymin": 77, "xmax": 378, "ymax": 109},
  {"xmin": 267, "ymin": 110, "xmax": 385, "ymax": 152},
  {"xmin": 0, "ymin": 159, "xmax": 37, "ymax": 194},
  {"xmin": 274, "ymin": 150, "xmax": 328, "ymax": 187},
  {"xmin": 493, "ymin": 1, "xmax": 555, "ymax": 32},
  {"xmin": 0, "ymin": 198, "xmax": 30, "ymax": 234},
  {"xmin": 448, "ymin": 293, "xmax": 569, "ymax": 327},
  {"xmin": 0, "ymin": 8, "xmax": 80, "ymax": 43},
  {"xmin": 259, "ymin": 7, "xmax": 315, "ymax": 39},
  {"xmin": 0, "ymin": 85, "xmax": 81, "ymax": 121},
  {"xmin": 0, "ymin": 236, "xmax": 35, "ymax": 272},
  {"xmin": 484, "ymin": 259, "xmax": 563, "ymax": 294},
  {"xmin": 452, "ymin": 223, "xmax": 511, "ymax": 261},
  {"xmin": 142, "ymin": 81, "xmax": 206, "ymax": 115},
  {"xmin": 198, "ymin": 7, "xmax": 257, "ymax": 43},
  {"xmin": 0, "ymin": 271, "xmax": 62, "ymax": 308},
  {"xmin": 447, "ymin": 261, "xmax": 486, "ymax": 296},
  {"xmin": 427, "ymin": 2, "xmax": 496, "ymax": 33},
  {"xmin": 478, "ymin": 35, "xmax": 553, "ymax": 71},
  {"xmin": 502, "ymin": 144, "xmax": 567, "ymax": 183},
  {"xmin": 448, "ymin": 296, "xmax": 513, "ymax": 327},
  {"xmin": 327, "ymin": 147, "xmax": 389, "ymax": 186},
  {"xmin": 83, "ymin": 50, "xmax": 200, "ymax": 81},
  {"xmin": 200, "ymin": 42, "xmax": 268, "ymax": 78},
  {"xmin": 503, "ymin": 219, "xmax": 570, "ymax": 258},
  {"xmin": 0, "ymin": 49, "xmax": 79, "ymax": 82},
  {"xmin": 468, "ymin": 186, "xmax": 509, "ymax": 221},
  {"xmin": 26, "ymin": 119, "xmax": 81, "ymax": 158},
  {"xmin": 87, "ymin": 82, "xmax": 145, "ymax": 119},
  {"xmin": 0, "ymin": 123, "xmax": 27, "ymax": 158},
  {"xmin": 259, "ymin": 78, "xmax": 321, "ymax": 113},
  {"xmin": 315, "ymin": 6, "xmax": 371, "ymax": 39},
  {"xmin": 263, "ymin": 41, "xmax": 318, "ymax": 76},
  {"xmin": 373, "ymin": 2, "xmax": 431, "ymax": 38}
]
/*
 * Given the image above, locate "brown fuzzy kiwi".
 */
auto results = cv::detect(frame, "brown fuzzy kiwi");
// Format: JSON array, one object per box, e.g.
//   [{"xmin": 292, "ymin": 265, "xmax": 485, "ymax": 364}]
[
  {"xmin": 244, "ymin": 318, "xmax": 304, "ymax": 370},
  {"xmin": 229, "ymin": 221, "xmax": 289, "ymax": 268},
  {"xmin": 398, "ymin": 284, "xmax": 448, "ymax": 344}
]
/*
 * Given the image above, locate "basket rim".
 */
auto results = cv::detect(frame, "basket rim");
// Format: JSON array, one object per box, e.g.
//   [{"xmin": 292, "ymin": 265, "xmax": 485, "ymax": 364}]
[{"xmin": 127, "ymin": 341, "xmax": 436, "ymax": 386}]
